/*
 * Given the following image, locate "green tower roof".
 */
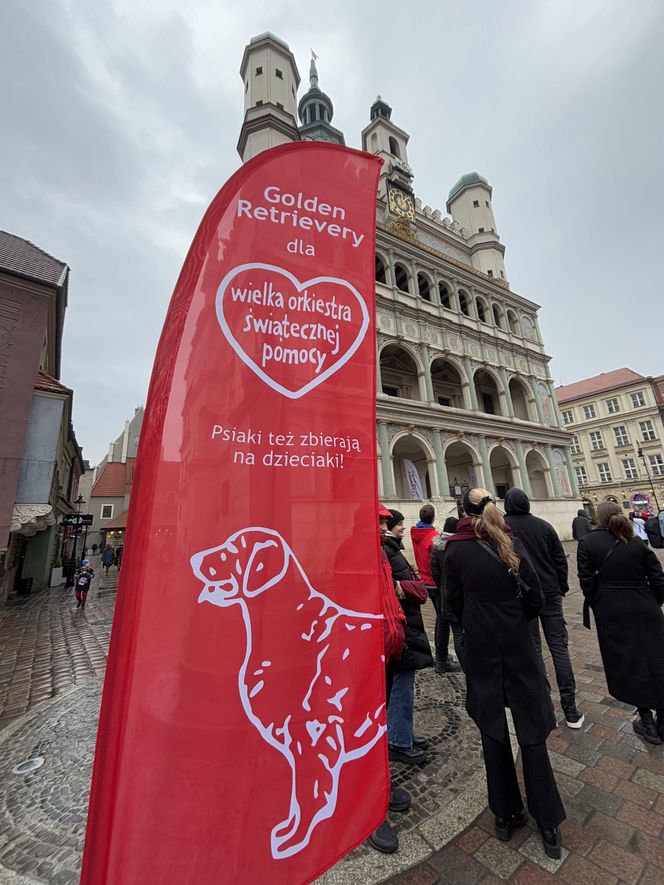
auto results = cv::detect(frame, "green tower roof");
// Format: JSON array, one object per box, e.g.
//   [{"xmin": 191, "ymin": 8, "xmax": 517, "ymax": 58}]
[{"xmin": 448, "ymin": 171, "xmax": 489, "ymax": 199}]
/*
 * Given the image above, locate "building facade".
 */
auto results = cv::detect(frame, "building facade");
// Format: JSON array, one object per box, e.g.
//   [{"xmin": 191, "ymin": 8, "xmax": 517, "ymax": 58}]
[
  {"xmin": 556, "ymin": 368, "xmax": 664, "ymax": 516},
  {"xmin": 236, "ymin": 33, "xmax": 580, "ymax": 536},
  {"xmin": 0, "ymin": 231, "xmax": 84, "ymax": 602}
]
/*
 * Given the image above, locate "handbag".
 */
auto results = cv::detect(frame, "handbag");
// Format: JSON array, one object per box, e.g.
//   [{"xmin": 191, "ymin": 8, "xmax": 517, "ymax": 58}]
[
  {"xmin": 477, "ymin": 539, "xmax": 541, "ymax": 620},
  {"xmin": 399, "ymin": 564, "xmax": 429, "ymax": 604},
  {"xmin": 582, "ymin": 539, "xmax": 620, "ymax": 629}
]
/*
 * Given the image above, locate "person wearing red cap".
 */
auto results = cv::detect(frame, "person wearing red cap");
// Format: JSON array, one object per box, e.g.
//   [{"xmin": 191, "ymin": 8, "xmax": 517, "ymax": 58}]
[{"xmin": 367, "ymin": 505, "xmax": 411, "ymax": 854}]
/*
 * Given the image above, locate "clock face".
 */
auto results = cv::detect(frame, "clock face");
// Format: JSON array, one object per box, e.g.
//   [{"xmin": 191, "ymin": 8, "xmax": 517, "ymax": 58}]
[{"xmin": 388, "ymin": 186, "xmax": 415, "ymax": 220}]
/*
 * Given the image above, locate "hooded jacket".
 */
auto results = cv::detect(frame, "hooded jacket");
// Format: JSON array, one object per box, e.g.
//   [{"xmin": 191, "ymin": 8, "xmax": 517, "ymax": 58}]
[
  {"xmin": 410, "ymin": 522, "xmax": 436, "ymax": 585},
  {"xmin": 572, "ymin": 510, "xmax": 592, "ymax": 540},
  {"xmin": 503, "ymin": 489, "xmax": 569, "ymax": 597}
]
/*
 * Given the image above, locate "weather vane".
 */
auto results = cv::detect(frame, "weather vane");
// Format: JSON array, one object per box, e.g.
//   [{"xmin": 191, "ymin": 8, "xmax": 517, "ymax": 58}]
[{"xmin": 311, "ymin": 49, "xmax": 319, "ymax": 61}]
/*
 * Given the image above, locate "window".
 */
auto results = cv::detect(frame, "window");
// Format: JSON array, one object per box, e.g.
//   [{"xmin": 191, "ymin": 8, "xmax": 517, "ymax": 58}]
[
  {"xmin": 394, "ymin": 263, "xmax": 409, "ymax": 293},
  {"xmin": 382, "ymin": 386, "xmax": 399, "ymax": 397},
  {"xmin": 438, "ymin": 396, "xmax": 451, "ymax": 407},
  {"xmin": 459, "ymin": 291, "xmax": 470, "ymax": 316},
  {"xmin": 255, "ymin": 66, "xmax": 263, "ymax": 75},
  {"xmin": 101, "ymin": 504, "xmax": 114, "ymax": 520},
  {"xmin": 438, "ymin": 283, "xmax": 451, "ymax": 309},
  {"xmin": 598, "ymin": 463, "xmax": 612, "ymax": 483},
  {"xmin": 276, "ymin": 101, "xmax": 284, "ymax": 110},
  {"xmin": 589, "ymin": 430, "xmax": 604, "ymax": 450},
  {"xmin": 275, "ymin": 68, "xmax": 283, "ymax": 79},
  {"xmin": 640, "ymin": 420, "xmax": 656, "ymax": 441},
  {"xmin": 606, "ymin": 397, "xmax": 620, "ymax": 414},
  {"xmin": 562, "ymin": 409, "xmax": 573, "ymax": 425},
  {"xmin": 575, "ymin": 466, "xmax": 588, "ymax": 485},
  {"xmin": 583, "ymin": 404, "xmax": 596, "ymax": 419},
  {"xmin": 255, "ymin": 99, "xmax": 263, "ymax": 106},
  {"xmin": 631, "ymin": 391, "xmax": 646, "ymax": 408},
  {"xmin": 476, "ymin": 298, "xmax": 486, "ymax": 322},
  {"xmin": 613, "ymin": 426, "xmax": 629, "ymax": 446},
  {"xmin": 650, "ymin": 454, "xmax": 664, "ymax": 476},
  {"xmin": 417, "ymin": 273, "xmax": 432, "ymax": 301},
  {"xmin": 485, "ymin": 200, "xmax": 490, "ymax": 208},
  {"xmin": 623, "ymin": 458, "xmax": 638, "ymax": 480},
  {"xmin": 478, "ymin": 227, "xmax": 485, "ymax": 233},
  {"xmin": 487, "ymin": 269, "xmax": 493, "ymax": 277},
  {"xmin": 570, "ymin": 435, "xmax": 581, "ymax": 454},
  {"xmin": 473, "ymin": 200, "xmax": 480, "ymax": 208},
  {"xmin": 375, "ymin": 255, "xmax": 386, "ymax": 283},
  {"xmin": 388, "ymin": 136, "xmax": 400, "ymax": 158},
  {"xmin": 482, "ymin": 392, "xmax": 495, "ymax": 414}
]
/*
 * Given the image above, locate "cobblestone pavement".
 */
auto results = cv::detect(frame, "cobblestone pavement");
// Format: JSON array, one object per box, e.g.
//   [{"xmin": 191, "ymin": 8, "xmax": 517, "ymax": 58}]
[{"xmin": 2, "ymin": 546, "xmax": 664, "ymax": 884}]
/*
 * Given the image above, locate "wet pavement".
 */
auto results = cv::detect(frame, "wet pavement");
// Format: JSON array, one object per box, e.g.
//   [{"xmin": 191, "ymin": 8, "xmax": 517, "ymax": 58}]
[{"xmin": 2, "ymin": 547, "xmax": 664, "ymax": 884}]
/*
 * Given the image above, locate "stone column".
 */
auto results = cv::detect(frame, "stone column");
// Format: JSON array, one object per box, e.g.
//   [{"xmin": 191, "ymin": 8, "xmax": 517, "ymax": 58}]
[
  {"xmin": 376, "ymin": 340, "xmax": 383, "ymax": 393},
  {"xmin": 513, "ymin": 440, "xmax": 532, "ymax": 497},
  {"xmin": 387, "ymin": 250, "xmax": 396, "ymax": 289},
  {"xmin": 432, "ymin": 430, "xmax": 450, "ymax": 498},
  {"xmin": 421, "ymin": 343, "xmax": 434, "ymax": 403},
  {"xmin": 462, "ymin": 356, "xmax": 479, "ymax": 410},
  {"xmin": 377, "ymin": 421, "xmax": 395, "ymax": 497},
  {"xmin": 499, "ymin": 367, "xmax": 515, "ymax": 418},
  {"xmin": 477, "ymin": 436, "xmax": 492, "ymax": 491},
  {"xmin": 530, "ymin": 378, "xmax": 546, "ymax": 424},
  {"xmin": 564, "ymin": 448, "xmax": 579, "ymax": 497},
  {"xmin": 544, "ymin": 445, "xmax": 563, "ymax": 497}
]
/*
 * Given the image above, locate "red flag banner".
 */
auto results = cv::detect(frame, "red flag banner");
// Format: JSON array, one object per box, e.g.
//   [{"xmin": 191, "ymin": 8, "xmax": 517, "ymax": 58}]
[{"xmin": 81, "ymin": 143, "xmax": 385, "ymax": 884}]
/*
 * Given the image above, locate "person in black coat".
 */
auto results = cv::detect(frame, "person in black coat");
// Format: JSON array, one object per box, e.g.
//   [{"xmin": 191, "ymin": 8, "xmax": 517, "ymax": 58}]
[
  {"xmin": 572, "ymin": 509, "xmax": 592, "ymax": 540},
  {"xmin": 383, "ymin": 510, "xmax": 433, "ymax": 765},
  {"xmin": 578, "ymin": 500, "xmax": 664, "ymax": 744},
  {"xmin": 444, "ymin": 489, "xmax": 565, "ymax": 859},
  {"xmin": 430, "ymin": 516, "xmax": 465, "ymax": 669},
  {"xmin": 504, "ymin": 489, "xmax": 583, "ymax": 729}
]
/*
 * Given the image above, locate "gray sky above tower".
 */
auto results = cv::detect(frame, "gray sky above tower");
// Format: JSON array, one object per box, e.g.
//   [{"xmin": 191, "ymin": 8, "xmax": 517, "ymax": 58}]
[{"xmin": 1, "ymin": 0, "xmax": 662, "ymax": 464}]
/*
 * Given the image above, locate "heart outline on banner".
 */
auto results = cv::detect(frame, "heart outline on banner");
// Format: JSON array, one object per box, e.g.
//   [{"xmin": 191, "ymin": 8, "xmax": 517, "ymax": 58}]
[{"xmin": 215, "ymin": 262, "xmax": 370, "ymax": 399}]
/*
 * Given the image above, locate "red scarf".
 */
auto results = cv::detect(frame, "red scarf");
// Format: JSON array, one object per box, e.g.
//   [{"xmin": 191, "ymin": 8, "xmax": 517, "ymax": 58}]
[{"xmin": 445, "ymin": 516, "xmax": 512, "ymax": 543}]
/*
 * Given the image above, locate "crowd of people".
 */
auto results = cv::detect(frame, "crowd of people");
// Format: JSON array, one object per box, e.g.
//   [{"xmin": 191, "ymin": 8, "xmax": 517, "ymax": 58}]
[{"xmin": 369, "ymin": 489, "xmax": 664, "ymax": 861}]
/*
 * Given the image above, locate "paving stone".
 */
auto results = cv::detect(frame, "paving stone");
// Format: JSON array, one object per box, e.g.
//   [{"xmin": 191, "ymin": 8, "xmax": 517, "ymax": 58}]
[
  {"xmin": 428, "ymin": 844, "xmax": 485, "ymax": 883},
  {"xmin": 511, "ymin": 860, "xmax": 558, "ymax": 883},
  {"xmin": 588, "ymin": 838, "xmax": 644, "ymax": 883},
  {"xmin": 558, "ymin": 853, "xmax": 618, "ymax": 885},
  {"xmin": 388, "ymin": 861, "xmax": 439, "ymax": 885},
  {"xmin": 615, "ymin": 800, "xmax": 664, "ymax": 836},
  {"xmin": 577, "ymin": 783, "xmax": 625, "ymax": 816},
  {"xmin": 585, "ymin": 810, "xmax": 636, "ymax": 848},
  {"xmin": 455, "ymin": 827, "xmax": 489, "ymax": 855},
  {"xmin": 639, "ymin": 862, "xmax": 664, "ymax": 885},
  {"xmin": 548, "ymin": 750, "xmax": 585, "ymax": 778},
  {"xmin": 517, "ymin": 832, "xmax": 568, "ymax": 873},
  {"xmin": 578, "ymin": 766, "xmax": 619, "ymax": 791},
  {"xmin": 633, "ymin": 767, "xmax": 664, "ymax": 794},
  {"xmin": 615, "ymin": 778, "xmax": 658, "ymax": 809},
  {"xmin": 473, "ymin": 838, "xmax": 524, "ymax": 880}
]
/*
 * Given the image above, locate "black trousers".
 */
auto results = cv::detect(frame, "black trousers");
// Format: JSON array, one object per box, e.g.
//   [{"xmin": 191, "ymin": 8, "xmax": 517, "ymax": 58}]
[
  {"xmin": 429, "ymin": 587, "xmax": 465, "ymax": 668},
  {"xmin": 530, "ymin": 594, "xmax": 577, "ymax": 717},
  {"xmin": 481, "ymin": 716, "xmax": 565, "ymax": 829}
]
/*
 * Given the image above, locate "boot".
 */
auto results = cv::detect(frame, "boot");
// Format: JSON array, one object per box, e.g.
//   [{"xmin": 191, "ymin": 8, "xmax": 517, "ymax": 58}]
[
  {"xmin": 388, "ymin": 744, "xmax": 427, "ymax": 765},
  {"xmin": 412, "ymin": 734, "xmax": 429, "ymax": 749},
  {"xmin": 389, "ymin": 785, "xmax": 411, "ymax": 812},
  {"xmin": 435, "ymin": 656, "xmax": 462, "ymax": 674},
  {"xmin": 538, "ymin": 824, "xmax": 562, "ymax": 859},
  {"xmin": 634, "ymin": 710, "xmax": 662, "ymax": 745},
  {"xmin": 495, "ymin": 808, "xmax": 528, "ymax": 842},
  {"xmin": 367, "ymin": 820, "xmax": 398, "ymax": 853}
]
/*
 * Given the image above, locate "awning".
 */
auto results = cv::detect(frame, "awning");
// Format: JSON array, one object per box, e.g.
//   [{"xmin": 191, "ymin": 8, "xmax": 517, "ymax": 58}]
[
  {"xmin": 11, "ymin": 504, "xmax": 55, "ymax": 537},
  {"xmin": 100, "ymin": 510, "xmax": 129, "ymax": 531}
]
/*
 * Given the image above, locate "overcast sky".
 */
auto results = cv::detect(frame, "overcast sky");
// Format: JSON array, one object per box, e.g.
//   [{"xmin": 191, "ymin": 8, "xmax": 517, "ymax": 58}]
[{"xmin": 2, "ymin": 0, "xmax": 662, "ymax": 465}]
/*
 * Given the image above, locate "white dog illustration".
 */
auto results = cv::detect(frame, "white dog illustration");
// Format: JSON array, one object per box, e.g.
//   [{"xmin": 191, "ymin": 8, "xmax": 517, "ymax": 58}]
[{"xmin": 190, "ymin": 527, "xmax": 385, "ymax": 859}]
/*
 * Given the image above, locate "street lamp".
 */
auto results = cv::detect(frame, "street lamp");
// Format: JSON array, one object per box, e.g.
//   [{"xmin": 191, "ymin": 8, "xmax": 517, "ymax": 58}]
[{"xmin": 637, "ymin": 447, "xmax": 660, "ymax": 511}]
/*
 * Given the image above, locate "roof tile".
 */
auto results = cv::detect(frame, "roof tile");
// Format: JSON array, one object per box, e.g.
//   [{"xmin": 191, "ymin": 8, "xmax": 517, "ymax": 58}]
[
  {"xmin": 556, "ymin": 368, "xmax": 645, "ymax": 403},
  {"xmin": 0, "ymin": 230, "xmax": 68, "ymax": 287}
]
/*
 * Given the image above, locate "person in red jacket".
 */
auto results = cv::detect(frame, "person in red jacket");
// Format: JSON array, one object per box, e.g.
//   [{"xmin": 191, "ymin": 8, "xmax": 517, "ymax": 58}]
[{"xmin": 410, "ymin": 504, "xmax": 461, "ymax": 673}]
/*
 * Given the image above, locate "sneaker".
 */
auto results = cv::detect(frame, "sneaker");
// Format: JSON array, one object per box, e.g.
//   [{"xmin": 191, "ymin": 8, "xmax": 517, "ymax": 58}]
[
  {"xmin": 412, "ymin": 735, "xmax": 429, "ymax": 749},
  {"xmin": 389, "ymin": 785, "xmax": 411, "ymax": 813},
  {"xmin": 495, "ymin": 808, "xmax": 528, "ymax": 842},
  {"xmin": 538, "ymin": 824, "xmax": 562, "ymax": 860},
  {"xmin": 367, "ymin": 820, "xmax": 398, "ymax": 854},
  {"xmin": 564, "ymin": 712, "xmax": 585, "ymax": 729},
  {"xmin": 634, "ymin": 713, "xmax": 662, "ymax": 745},
  {"xmin": 388, "ymin": 744, "xmax": 427, "ymax": 765}
]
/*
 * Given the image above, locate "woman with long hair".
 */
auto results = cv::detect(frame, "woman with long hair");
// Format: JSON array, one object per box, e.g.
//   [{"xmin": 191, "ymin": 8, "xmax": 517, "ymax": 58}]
[
  {"xmin": 578, "ymin": 501, "xmax": 664, "ymax": 744},
  {"xmin": 444, "ymin": 489, "xmax": 565, "ymax": 859}
]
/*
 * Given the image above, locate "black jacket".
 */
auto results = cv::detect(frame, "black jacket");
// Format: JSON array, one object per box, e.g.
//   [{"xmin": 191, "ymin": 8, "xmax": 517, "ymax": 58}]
[
  {"xmin": 383, "ymin": 534, "xmax": 433, "ymax": 672},
  {"xmin": 572, "ymin": 510, "xmax": 592, "ymax": 540},
  {"xmin": 444, "ymin": 534, "xmax": 554, "ymax": 745},
  {"xmin": 578, "ymin": 528, "xmax": 664, "ymax": 707},
  {"xmin": 430, "ymin": 533, "xmax": 458, "ymax": 621},
  {"xmin": 504, "ymin": 489, "xmax": 569, "ymax": 597}
]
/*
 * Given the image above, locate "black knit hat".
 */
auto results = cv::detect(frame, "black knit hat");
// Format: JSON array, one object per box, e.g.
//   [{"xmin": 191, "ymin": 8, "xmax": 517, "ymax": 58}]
[
  {"xmin": 462, "ymin": 490, "xmax": 495, "ymax": 516},
  {"xmin": 387, "ymin": 509, "xmax": 405, "ymax": 531}
]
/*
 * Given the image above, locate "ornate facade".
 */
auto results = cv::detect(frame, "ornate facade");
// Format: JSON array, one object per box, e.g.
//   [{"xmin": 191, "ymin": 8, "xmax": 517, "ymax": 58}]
[{"xmin": 237, "ymin": 33, "xmax": 579, "ymax": 537}]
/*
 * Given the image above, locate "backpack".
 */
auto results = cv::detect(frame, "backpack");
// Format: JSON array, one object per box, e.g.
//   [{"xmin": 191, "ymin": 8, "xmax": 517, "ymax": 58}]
[
  {"xmin": 644, "ymin": 516, "xmax": 663, "ymax": 549},
  {"xmin": 379, "ymin": 550, "xmax": 406, "ymax": 662}
]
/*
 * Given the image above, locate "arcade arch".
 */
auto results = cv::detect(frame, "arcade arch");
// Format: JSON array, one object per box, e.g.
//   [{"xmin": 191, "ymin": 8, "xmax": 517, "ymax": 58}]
[
  {"xmin": 509, "ymin": 377, "xmax": 534, "ymax": 422},
  {"xmin": 444, "ymin": 440, "xmax": 480, "ymax": 498},
  {"xmin": 379, "ymin": 344, "xmax": 423, "ymax": 400},
  {"xmin": 394, "ymin": 262, "xmax": 410, "ymax": 293},
  {"xmin": 525, "ymin": 449, "xmax": 551, "ymax": 499},
  {"xmin": 375, "ymin": 254, "xmax": 387, "ymax": 283},
  {"xmin": 474, "ymin": 368, "xmax": 503, "ymax": 416},
  {"xmin": 430, "ymin": 358, "xmax": 465, "ymax": 409},
  {"xmin": 392, "ymin": 434, "xmax": 434, "ymax": 499},
  {"xmin": 489, "ymin": 445, "xmax": 518, "ymax": 499}
]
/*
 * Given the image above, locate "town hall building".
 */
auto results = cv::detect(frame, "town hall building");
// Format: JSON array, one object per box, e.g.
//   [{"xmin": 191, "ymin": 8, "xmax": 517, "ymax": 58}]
[{"xmin": 236, "ymin": 32, "xmax": 579, "ymax": 536}]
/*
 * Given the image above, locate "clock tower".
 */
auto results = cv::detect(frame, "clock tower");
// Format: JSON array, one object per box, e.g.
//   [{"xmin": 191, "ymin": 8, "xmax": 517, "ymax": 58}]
[{"xmin": 361, "ymin": 96, "xmax": 415, "ymax": 219}]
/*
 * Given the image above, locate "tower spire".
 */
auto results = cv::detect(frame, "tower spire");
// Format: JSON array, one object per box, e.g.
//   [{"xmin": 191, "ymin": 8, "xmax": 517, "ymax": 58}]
[{"xmin": 297, "ymin": 54, "xmax": 345, "ymax": 145}]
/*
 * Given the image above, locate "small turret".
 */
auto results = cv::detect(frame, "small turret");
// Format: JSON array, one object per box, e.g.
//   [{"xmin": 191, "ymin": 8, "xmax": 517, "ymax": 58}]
[
  {"xmin": 237, "ymin": 32, "xmax": 300, "ymax": 162},
  {"xmin": 361, "ymin": 97, "xmax": 413, "ymax": 201},
  {"xmin": 447, "ymin": 172, "xmax": 508, "ymax": 281},
  {"xmin": 297, "ymin": 53, "xmax": 345, "ymax": 145}
]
